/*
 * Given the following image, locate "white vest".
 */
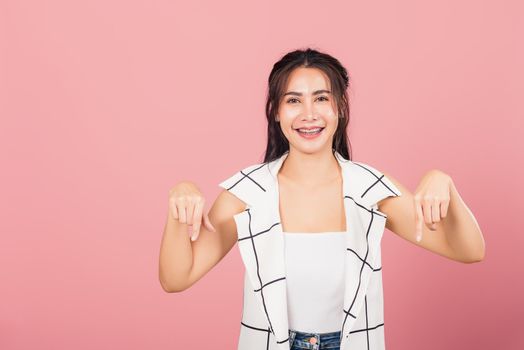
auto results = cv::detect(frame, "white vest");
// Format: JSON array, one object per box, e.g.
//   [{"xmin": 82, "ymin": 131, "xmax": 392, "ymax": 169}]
[{"xmin": 218, "ymin": 150, "xmax": 402, "ymax": 350}]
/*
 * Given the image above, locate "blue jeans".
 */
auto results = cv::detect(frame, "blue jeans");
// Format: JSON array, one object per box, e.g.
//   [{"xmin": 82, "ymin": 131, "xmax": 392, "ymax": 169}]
[{"xmin": 288, "ymin": 329, "xmax": 341, "ymax": 350}]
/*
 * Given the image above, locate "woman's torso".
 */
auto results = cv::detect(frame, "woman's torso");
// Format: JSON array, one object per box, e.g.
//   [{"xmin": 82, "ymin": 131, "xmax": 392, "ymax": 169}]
[
  {"xmin": 284, "ymin": 230, "xmax": 346, "ymax": 333},
  {"xmin": 278, "ymin": 172, "xmax": 347, "ymax": 233}
]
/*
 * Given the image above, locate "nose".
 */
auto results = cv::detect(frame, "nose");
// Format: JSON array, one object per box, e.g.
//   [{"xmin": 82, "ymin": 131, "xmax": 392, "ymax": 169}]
[
  {"xmin": 301, "ymin": 102, "xmax": 318, "ymax": 121},
  {"xmin": 302, "ymin": 114, "xmax": 318, "ymax": 122}
]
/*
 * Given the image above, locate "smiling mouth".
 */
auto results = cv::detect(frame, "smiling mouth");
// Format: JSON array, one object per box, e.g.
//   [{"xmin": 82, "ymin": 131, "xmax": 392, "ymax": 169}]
[{"xmin": 293, "ymin": 127, "xmax": 325, "ymax": 135}]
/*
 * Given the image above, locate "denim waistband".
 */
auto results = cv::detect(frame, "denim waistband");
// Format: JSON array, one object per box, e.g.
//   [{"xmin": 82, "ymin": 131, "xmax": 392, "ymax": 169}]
[{"xmin": 288, "ymin": 329, "xmax": 341, "ymax": 350}]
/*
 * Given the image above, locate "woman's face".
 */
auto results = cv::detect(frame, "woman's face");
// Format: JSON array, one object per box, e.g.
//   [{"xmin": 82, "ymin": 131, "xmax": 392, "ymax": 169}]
[{"xmin": 277, "ymin": 67, "xmax": 339, "ymax": 155}]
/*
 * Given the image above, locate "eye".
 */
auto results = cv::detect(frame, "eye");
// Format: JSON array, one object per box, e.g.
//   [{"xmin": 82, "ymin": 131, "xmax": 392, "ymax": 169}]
[{"xmin": 286, "ymin": 96, "xmax": 329, "ymax": 104}]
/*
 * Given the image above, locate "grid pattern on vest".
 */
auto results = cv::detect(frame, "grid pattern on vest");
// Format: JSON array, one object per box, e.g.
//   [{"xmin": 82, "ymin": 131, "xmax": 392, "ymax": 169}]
[
  {"xmin": 222, "ymin": 163, "xmax": 290, "ymax": 347},
  {"xmin": 220, "ymin": 157, "xmax": 401, "ymax": 350},
  {"xmin": 340, "ymin": 197, "xmax": 389, "ymax": 346}
]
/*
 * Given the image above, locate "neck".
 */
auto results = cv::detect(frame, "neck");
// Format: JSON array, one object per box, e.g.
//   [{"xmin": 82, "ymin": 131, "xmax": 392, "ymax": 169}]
[{"xmin": 278, "ymin": 148, "xmax": 341, "ymax": 188}]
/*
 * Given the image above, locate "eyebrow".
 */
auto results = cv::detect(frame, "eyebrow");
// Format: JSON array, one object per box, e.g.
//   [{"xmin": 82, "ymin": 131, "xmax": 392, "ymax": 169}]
[{"xmin": 283, "ymin": 89, "xmax": 331, "ymax": 97}]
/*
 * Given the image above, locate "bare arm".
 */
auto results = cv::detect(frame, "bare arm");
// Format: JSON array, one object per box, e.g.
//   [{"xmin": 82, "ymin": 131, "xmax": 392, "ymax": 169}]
[
  {"xmin": 379, "ymin": 171, "xmax": 485, "ymax": 263},
  {"xmin": 158, "ymin": 188, "xmax": 246, "ymax": 292}
]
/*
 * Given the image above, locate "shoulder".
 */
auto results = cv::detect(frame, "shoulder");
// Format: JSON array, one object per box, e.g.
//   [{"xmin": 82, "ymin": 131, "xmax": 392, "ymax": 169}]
[
  {"xmin": 350, "ymin": 160, "xmax": 388, "ymax": 179},
  {"xmin": 347, "ymin": 160, "xmax": 403, "ymax": 208},
  {"xmin": 218, "ymin": 161, "xmax": 271, "ymax": 209}
]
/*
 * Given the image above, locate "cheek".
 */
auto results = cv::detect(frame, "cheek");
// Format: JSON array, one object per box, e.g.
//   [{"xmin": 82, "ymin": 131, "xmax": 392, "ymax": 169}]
[
  {"xmin": 327, "ymin": 119, "xmax": 339, "ymax": 135},
  {"xmin": 279, "ymin": 121, "xmax": 293, "ymax": 138},
  {"xmin": 323, "ymin": 107, "xmax": 338, "ymax": 119},
  {"xmin": 279, "ymin": 108, "xmax": 298, "ymax": 120}
]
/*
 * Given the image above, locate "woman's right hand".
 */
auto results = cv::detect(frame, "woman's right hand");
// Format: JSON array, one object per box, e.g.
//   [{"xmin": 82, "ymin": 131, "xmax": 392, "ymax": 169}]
[{"xmin": 168, "ymin": 181, "xmax": 217, "ymax": 241}]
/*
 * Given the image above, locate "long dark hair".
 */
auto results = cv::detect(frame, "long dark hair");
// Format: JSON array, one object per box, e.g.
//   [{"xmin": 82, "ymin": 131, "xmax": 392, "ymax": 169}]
[{"xmin": 263, "ymin": 47, "xmax": 352, "ymax": 163}]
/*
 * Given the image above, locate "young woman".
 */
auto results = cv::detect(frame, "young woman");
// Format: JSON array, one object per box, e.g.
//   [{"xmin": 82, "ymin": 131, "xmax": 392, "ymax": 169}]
[{"xmin": 159, "ymin": 48, "xmax": 486, "ymax": 350}]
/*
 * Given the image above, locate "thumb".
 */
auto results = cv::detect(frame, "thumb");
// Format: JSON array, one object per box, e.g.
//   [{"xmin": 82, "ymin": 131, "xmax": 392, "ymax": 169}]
[
  {"xmin": 203, "ymin": 212, "xmax": 217, "ymax": 232},
  {"xmin": 414, "ymin": 198, "xmax": 424, "ymax": 242}
]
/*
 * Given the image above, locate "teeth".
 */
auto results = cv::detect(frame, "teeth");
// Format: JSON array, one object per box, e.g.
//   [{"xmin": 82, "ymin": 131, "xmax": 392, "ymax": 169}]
[{"xmin": 298, "ymin": 128, "xmax": 322, "ymax": 133}]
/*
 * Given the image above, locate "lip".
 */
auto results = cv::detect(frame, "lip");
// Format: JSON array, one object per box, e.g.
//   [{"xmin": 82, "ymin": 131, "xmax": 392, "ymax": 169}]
[
  {"xmin": 294, "ymin": 126, "xmax": 325, "ymax": 139},
  {"xmin": 293, "ymin": 126, "xmax": 325, "ymax": 130}
]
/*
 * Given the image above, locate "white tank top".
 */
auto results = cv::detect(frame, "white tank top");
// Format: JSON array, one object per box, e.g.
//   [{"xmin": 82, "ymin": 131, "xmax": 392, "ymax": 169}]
[{"xmin": 283, "ymin": 231, "xmax": 346, "ymax": 333}]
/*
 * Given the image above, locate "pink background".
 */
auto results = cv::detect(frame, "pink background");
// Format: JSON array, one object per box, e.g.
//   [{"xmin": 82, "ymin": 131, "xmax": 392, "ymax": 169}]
[{"xmin": 1, "ymin": 0, "xmax": 523, "ymax": 349}]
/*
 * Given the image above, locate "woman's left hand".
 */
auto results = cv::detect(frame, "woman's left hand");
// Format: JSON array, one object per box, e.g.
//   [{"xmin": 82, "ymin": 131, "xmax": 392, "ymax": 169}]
[{"xmin": 413, "ymin": 169, "xmax": 453, "ymax": 242}]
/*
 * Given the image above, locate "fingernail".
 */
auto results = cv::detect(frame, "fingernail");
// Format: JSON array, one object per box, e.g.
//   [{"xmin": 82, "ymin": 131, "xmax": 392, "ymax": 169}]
[
  {"xmin": 191, "ymin": 233, "xmax": 197, "ymax": 241},
  {"xmin": 416, "ymin": 235, "xmax": 421, "ymax": 242}
]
